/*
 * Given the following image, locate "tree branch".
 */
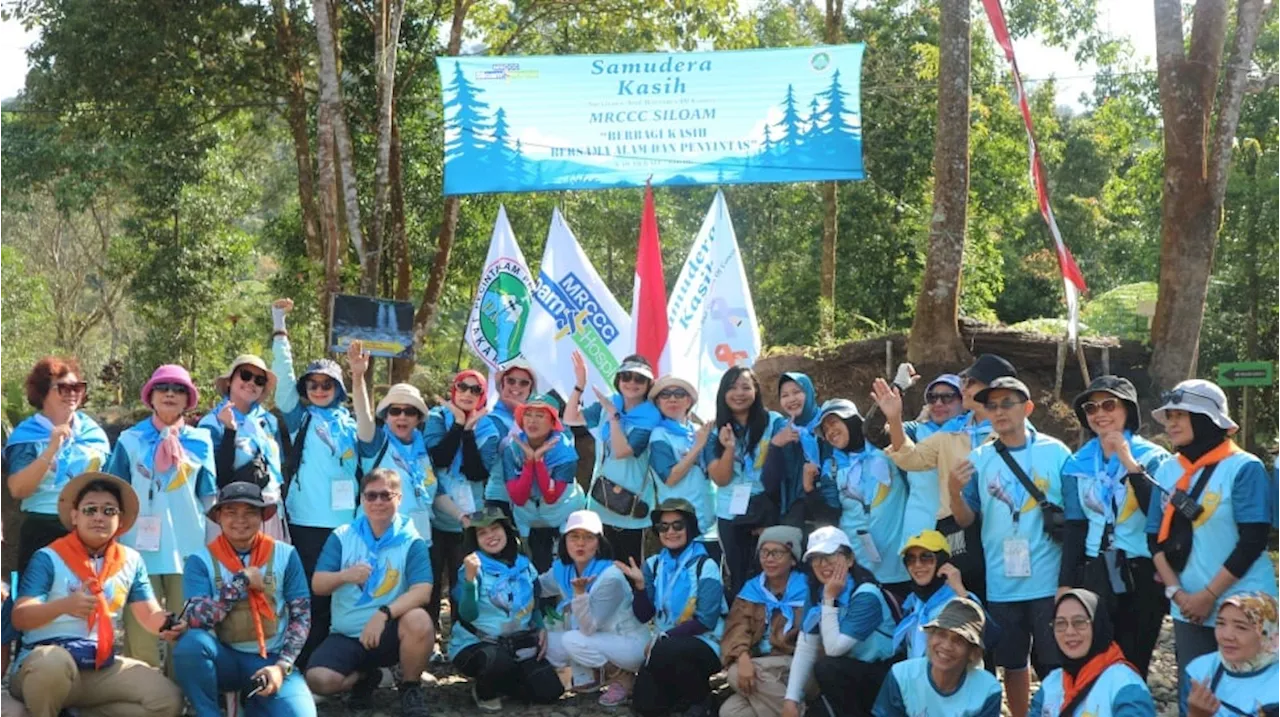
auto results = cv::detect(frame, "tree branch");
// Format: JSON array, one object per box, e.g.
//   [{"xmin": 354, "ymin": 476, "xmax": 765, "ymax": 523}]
[{"xmin": 1208, "ymin": 0, "xmax": 1271, "ymax": 208}]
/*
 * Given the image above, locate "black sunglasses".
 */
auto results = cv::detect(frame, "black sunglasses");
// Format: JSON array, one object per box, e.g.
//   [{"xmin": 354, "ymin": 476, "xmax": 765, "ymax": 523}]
[
  {"xmin": 925, "ymin": 392, "xmax": 959, "ymax": 405},
  {"xmin": 152, "ymin": 382, "xmax": 189, "ymax": 395},
  {"xmin": 362, "ymin": 489, "xmax": 399, "ymax": 503},
  {"xmin": 617, "ymin": 371, "xmax": 649, "ymax": 385},
  {"xmin": 902, "ymin": 552, "xmax": 937, "ymax": 566},
  {"xmin": 55, "ymin": 381, "xmax": 89, "ymax": 397},
  {"xmin": 655, "ymin": 520, "xmax": 686, "ymax": 534},
  {"xmin": 1161, "ymin": 388, "xmax": 1221, "ymax": 410},
  {"xmin": 656, "ymin": 388, "xmax": 690, "ymax": 400},
  {"xmin": 386, "ymin": 406, "xmax": 422, "ymax": 418},
  {"xmin": 504, "ymin": 376, "xmax": 533, "ymax": 388},
  {"xmin": 237, "ymin": 369, "xmax": 268, "ymax": 387},
  {"xmin": 455, "ymin": 382, "xmax": 484, "ymax": 396},
  {"xmin": 306, "ymin": 379, "xmax": 336, "ymax": 392}
]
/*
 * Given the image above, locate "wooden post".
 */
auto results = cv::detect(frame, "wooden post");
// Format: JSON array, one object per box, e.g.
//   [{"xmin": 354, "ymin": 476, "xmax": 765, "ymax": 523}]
[
  {"xmin": 1054, "ymin": 339, "xmax": 1067, "ymax": 398},
  {"xmin": 1101, "ymin": 346, "xmax": 1110, "ymax": 376},
  {"xmin": 1075, "ymin": 340, "xmax": 1091, "ymax": 386}
]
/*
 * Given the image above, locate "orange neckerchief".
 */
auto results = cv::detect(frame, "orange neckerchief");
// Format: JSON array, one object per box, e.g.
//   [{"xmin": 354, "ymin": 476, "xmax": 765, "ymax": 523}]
[
  {"xmin": 1157, "ymin": 440, "xmax": 1241, "ymax": 542},
  {"xmin": 1060, "ymin": 642, "xmax": 1133, "ymax": 713},
  {"xmin": 208, "ymin": 533, "xmax": 276, "ymax": 657},
  {"xmin": 48, "ymin": 533, "xmax": 127, "ymax": 668}
]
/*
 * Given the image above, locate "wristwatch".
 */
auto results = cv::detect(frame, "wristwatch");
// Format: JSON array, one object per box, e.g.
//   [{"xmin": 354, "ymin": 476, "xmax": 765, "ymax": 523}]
[
  {"xmin": 378, "ymin": 605, "xmax": 394, "ymax": 621},
  {"xmin": 1164, "ymin": 585, "xmax": 1182, "ymax": 600},
  {"xmin": 276, "ymin": 660, "xmax": 294, "ymax": 676}
]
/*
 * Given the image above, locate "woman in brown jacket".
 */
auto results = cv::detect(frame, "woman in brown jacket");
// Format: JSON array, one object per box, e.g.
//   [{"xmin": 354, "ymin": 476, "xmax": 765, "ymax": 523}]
[{"xmin": 720, "ymin": 525, "xmax": 811, "ymax": 717}]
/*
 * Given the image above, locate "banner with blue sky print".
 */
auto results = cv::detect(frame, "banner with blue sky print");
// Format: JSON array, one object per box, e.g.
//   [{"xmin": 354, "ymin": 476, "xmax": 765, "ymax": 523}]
[{"xmin": 437, "ymin": 45, "xmax": 866, "ymax": 195}]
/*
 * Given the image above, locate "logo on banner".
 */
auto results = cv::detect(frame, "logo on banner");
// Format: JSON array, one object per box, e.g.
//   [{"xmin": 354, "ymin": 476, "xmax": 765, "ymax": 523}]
[
  {"xmin": 472, "ymin": 258, "xmax": 532, "ymax": 365},
  {"xmin": 534, "ymin": 270, "xmax": 622, "ymax": 377}
]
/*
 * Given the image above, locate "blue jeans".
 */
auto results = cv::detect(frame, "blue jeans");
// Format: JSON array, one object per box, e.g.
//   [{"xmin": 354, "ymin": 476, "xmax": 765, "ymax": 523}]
[{"xmin": 173, "ymin": 629, "xmax": 316, "ymax": 717}]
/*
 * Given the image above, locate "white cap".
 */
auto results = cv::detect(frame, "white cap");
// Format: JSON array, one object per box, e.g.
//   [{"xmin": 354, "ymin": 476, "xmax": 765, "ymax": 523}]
[
  {"xmin": 802, "ymin": 526, "xmax": 853, "ymax": 561},
  {"xmin": 562, "ymin": 510, "xmax": 604, "ymax": 536},
  {"xmin": 1152, "ymin": 379, "xmax": 1238, "ymax": 432}
]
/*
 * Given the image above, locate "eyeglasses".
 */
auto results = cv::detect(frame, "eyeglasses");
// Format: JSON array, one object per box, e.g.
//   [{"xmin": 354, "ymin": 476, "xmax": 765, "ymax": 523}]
[
  {"xmin": 565, "ymin": 532, "xmax": 598, "ymax": 543},
  {"xmin": 306, "ymin": 379, "xmax": 335, "ymax": 392},
  {"xmin": 810, "ymin": 553, "xmax": 847, "ymax": 567},
  {"xmin": 1051, "ymin": 616, "xmax": 1093, "ymax": 633},
  {"xmin": 617, "ymin": 371, "xmax": 649, "ymax": 385},
  {"xmin": 1161, "ymin": 388, "xmax": 1222, "ymax": 410},
  {"xmin": 759, "ymin": 547, "xmax": 791, "ymax": 561},
  {"xmin": 385, "ymin": 406, "xmax": 422, "ymax": 418},
  {"xmin": 903, "ymin": 552, "xmax": 937, "ymax": 566},
  {"xmin": 237, "ymin": 369, "xmax": 269, "ymax": 387},
  {"xmin": 925, "ymin": 392, "xmax": 959, "ymax": 405},
  {"xmin": 79, "ymin": 505, "xmax": 120, "ymax": 517},
  {"xmin": 656, "ymin": 388, "xmax": 690, "ymax": 400},
  {"xmin": 1082, "ymin": 398, "xmax": 1121, "ymax": 415},
  {"xmin": 55, "ymin": 381, "xmax": 89, "ymax": 397},
  {"xmin": 504, "ymin": 376, "xmax": 533, "ymax": 388},
  {"xmin": 362, "ymin": 490, "xmax": 400, "ymax": 503},
  {"xmin": 655, "ymin": 520, "xmax": 686, "ymax": 534},
  {"xmin": 152, "ymin": 383, "xmax": 189, "ymax": 395},
  {"xmin": 984, "ymin": 399, "xmax": 1026, "ymax": 412},
  {"xmin": 455, "ymin": 382, "xmax": 484, "ymax": 396}
]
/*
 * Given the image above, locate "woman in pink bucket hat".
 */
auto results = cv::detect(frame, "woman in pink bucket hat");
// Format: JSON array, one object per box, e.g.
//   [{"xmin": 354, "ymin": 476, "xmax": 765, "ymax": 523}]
[{"xmin": 103, "ymin": 363, "xmax": 217, "ymax": 669}]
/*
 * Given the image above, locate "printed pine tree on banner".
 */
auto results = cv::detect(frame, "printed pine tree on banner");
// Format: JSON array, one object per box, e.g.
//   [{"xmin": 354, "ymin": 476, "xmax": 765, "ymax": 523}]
[
  {"xmin": 802, "ymin": 97, "xmax": 824, "ymax": 163},
  {"xmin": 443, "ymin": 61, "xmax": 494, "ymax": 173},
  {"xmin": 774, "ymin": 84, "xmax": 804, "ymax": 156},
  {"xmin": 814, "ymin": 69, "xmax": 860, "ymax": 161}
]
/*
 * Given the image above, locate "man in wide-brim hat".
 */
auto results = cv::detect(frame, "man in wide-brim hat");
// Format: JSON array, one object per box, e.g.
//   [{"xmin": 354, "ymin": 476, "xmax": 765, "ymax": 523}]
[{"xmin": 10, "ymin": 471, "xmax": 187, "ymax": 717}]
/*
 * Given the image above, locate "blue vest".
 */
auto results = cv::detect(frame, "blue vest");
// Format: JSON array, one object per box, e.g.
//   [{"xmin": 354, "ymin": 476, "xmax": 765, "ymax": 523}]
[
  {"xmin": 650, "ymin": 423, "xmax": 718, "ymax": 540},
  {"xmin": 192, "ymin": 541, "xmax": 296, "ymax": 654},
  {"xmin": 1185, "ymin": 652, "xmax": 1279, "ymax": 717},
  {"xmin": 832, "ymin": 446, "xmax": 910, "ymax": 585},
  {"xmin": 328, "ymin": 519, "xmax": 422, "ymax": 638},
  {"xmin": 448, "ymin": 554, "xmax": 539, "ymax": 658},
  {"xmin": 1036, "ymin": 663, "xmax": 1152, "ymax": 716},
  {"xmin": 889, "ymin": 657, "xmax": 1002, "ymax": 716}
]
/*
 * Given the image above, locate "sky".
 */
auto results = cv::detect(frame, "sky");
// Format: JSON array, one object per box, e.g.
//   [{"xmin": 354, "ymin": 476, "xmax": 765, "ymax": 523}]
[{"xmin": 0, "ymin": 0, "xmax": 1157, "ymax": 108}]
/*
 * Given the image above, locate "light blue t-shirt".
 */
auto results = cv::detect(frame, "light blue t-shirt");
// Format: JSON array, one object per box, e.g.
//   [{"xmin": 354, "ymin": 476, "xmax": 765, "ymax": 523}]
[
  {"xmin": 961, "ymin": 431, "xmax": 1071, "ymax": 602},
  {"xmin": 315, "ymin": 516, "xmax": 431, "ymax": 638},
  {"xmin": 899, "ymin": 419, "xmax": 949, "ymax": 545},
  {"xmin": 702, "ymin": 412, "xmax": 788, "ymax": 521},
  {"xmin": 449, "ymin": 553, "xmax": 540, "ymax": 658},
  {"xmin": 832, "ymin": 446, "xmax": 910, "ymax": 585},
  {"xmin": 1144, "ymin": 449, "xmax": 1277, "ymax": 626},
  {"xmin": 1062, "ymin": 433, "xmax": 1170, "ymax": 559},
  {"xmin": 584, "ymin": 402, "xmax": 655, "ymax": 530},
  {"xmin": 649, "ymin": 421, "xmax": 718, "ymax": 542},
  {"xmin": 423, "ymin": 406, "xmax": 500, "ymax": 533},
  {"xmin": 483, "ymin": 403, "xmax": 519, "ymax": 504},
  {"xmin": 5, "ymin": 412, "xmax": 112, "ymax": 515},
  {"xmin": 872, "ymin": 657, "xmax": 1002, "ymax": 717},
  {"xmin": 1031, "ymin": 662, "xmax": 1155, "ymax": 716},
  {"xmin": 183, "ymin": 541, "xmax": 309, "ymax": 655},
  {"xmin": 644, "ymin": 542, "xmax": 725, "ymax": 656},
  {"xmin": 802, "ymin": 580, "xmax": 897, "ymax": 663},
  {"xmin": 356, "ymin": 426, "xmax": 439, "ymax": 544},
  {"xmin": 197, "ymin": 401, "xmax": 284, "ymax": 501},
  {"xmin": 1182, "ymin": 651, "xmax": 1279, "ymax": 717}
]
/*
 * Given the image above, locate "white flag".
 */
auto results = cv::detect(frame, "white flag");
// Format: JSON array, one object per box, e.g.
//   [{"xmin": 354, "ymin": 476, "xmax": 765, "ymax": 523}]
[
  {"xmin": 666, "ymin": 191, "xmax": 762, "ymax": 420},
  {"xmin": 524, "ymin": 208, "xmax": 633, "ymax": 404},
  {"xmin": 466, "ymin": 205, "xmax": 535, "ymax": 370}
]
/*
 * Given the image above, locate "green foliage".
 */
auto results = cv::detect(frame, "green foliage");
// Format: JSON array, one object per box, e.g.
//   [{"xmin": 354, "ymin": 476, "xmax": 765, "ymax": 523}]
[{"xmin": 1079, "ymin": 282, "xmax": 1157, "ymax": 341}]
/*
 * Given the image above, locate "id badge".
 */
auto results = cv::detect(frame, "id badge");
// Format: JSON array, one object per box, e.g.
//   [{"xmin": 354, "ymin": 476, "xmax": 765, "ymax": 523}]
[
  {"xmin": 729, "ymin": 484, "xmax": 752, "ymax": 516},
  {"xmin": 1003, "ymin": 537, "xmax": 1031, "ymax": 578},
  {"xmin": 331, "ymin": 481, "xmax": 355, "ymax": 511},
  {"xmin": 857, "ymin": 531, "xmax": 882, "ymax": 564},
  {"xmin": 451, "ymin": 484, "xmax": 477, "ymax": 515},
  {"xmin": 135, "ymin": 516, "xmax": 162, "ymax": 552}
]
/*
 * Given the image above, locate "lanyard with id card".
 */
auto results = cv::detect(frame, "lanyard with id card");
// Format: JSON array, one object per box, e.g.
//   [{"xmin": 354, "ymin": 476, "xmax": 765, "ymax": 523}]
[
  {"xmin": 1003, "ymin": 511, "xmax": 1032, "ymax": 578},
  {"xmin": 331, "ymin": 480, "xmax": 355, "ymax": 511}
]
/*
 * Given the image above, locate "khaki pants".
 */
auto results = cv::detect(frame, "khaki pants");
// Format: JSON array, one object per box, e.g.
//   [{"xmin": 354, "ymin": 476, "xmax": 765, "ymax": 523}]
[
  {"xmin": 720, "ymin": 655, "xmax": 814, "ymax": 717},
  {"xmin": 123, "ymin": 573, "xmax": 183, "ymax": 670},
  {"xmin": 11, "ymin": 645, "xmax": 183, "ymax": 717}
]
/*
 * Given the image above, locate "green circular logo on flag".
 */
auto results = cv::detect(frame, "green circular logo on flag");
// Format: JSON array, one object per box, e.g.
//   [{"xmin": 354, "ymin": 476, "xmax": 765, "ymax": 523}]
[
  {"xmin": 810, "ymin": 52, "xmax": 831, "ymax": 71},
  {"xmin": 473, "ymin": 261, "xmax": 532, "ymax": 366}
]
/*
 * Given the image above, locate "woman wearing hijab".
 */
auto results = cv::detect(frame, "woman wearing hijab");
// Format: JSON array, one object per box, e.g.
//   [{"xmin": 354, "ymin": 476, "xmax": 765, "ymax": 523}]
[
  {"xmin": 648, "ymin": 375, "xmax": 719, "ymax": 560},
  {"xmin": 503, "ymin": 393, "xmax": 582, "ymax": 572},
  {"xmin": 1059, "ymin": 376, "xmax": 1171, "ymax": 677},
  {"xmin": 566, "ymin": 352, "xmax": 661, "ymax": 565},
  {"xmin": 485, "ymin": 359, "xmax": 538, "ymax": 515},
  {"xmin": 105, "ymin": 363, "xmax": 217, "ymax": 668},
  {"xmin": 892, "ymin": 529, "xmax": 982, "ymax": 660},
  {"xmin": 269, "ymin": 297, "xmax": 360, "ymax": 662},
  {"xmin": 766, "ymin": 373, "xmax": 821, "ymax": 528},
  {"xmin": 1183, "ymin": 591, "xmax": 1278, "ymax": 717},
  {"xmin": 538, "ymin": 510, "xmax": 647, "ymax": 708},
  {"xmin": 1145, "ymin": 379, "xmax": 1277, "ymax": 684},
  {"xmin": 1029, "ymin": 588, "xmax": 1155, "ymax": 716},
  {"xmin": 622, "ymin": 498, "xmax": 726, "ymax": 717},
  {"xmin": 817, "ymin": 398, "xmax": 911, "ymax": 603},
  {"xmin": 6, "ymin": 356, "xmax": 110, "ymax": 571},
  {"xmin": 198, "ymin": 354, "xmax": 289, "ymax": 539},
  {"xmin": 783, "ymin": 526, "xmax": 899, "ymax": 717},
  {"xmin": 423, "ymin": 369, "xmax": 499, "ymax": 637},
  {"xmin": 719, "ymin": 525, "xmax": 809, "ymax": 717},
  {"xmin": 451, "ymin": 506, "xmax": 563, "ymax": 711},
  {"xmin": 873, "ymin": 597, "xmax": 1002, "ymax": 717}
]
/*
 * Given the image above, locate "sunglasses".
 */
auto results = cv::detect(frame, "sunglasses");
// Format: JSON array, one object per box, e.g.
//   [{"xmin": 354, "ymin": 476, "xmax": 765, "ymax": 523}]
[
  {"xmin": 903, "ymin": 552, "xmax": 937, "ymax": 566},
  {"xmin": 237, "ymin": 369, "xmax": 268, "ymax": 387},
  {"xmin": 925, "ymin": 392, "xmax": 959, "ymax": 405},
  {"xmin": 79, "ymin": 505, "xmax": 120, "ymax": 517},
  {"xmin": 385, "ymin": 406, "xmax": 422, "ymax": 418},
  {"xmin": 504, "ymin": 376, "xmax": 533, "ymax": 388},
  {"xmin": 306, "ymin": 379, "xmax": 336, "ymax": 392},
  {"xmin": 656, "ymin": 388, "xmax": 690, "ymax": 400},
  {"xmin": 55, "ymin": 381, "xmax": 89, "ymax": 397},
  {"xmin": 362, "ymin": 490, "xmax": 400, "ymax": 503},
  {"xmin": 455, "ymin": 382, "xmax": 484, "ymax": 396},
  {"xmin": 984, "ymin": 398, "xmax": 1026, "ymax": 413},
  {"xmin": 1082, "ymin": 398, "xmax": 1121, "ymax": 415},
  {"xmin": 1161, "ymin": 388, "xmax": 1222, "ymax": 410},
  {"xmin": 655, "ymin": 520, "xmax": 686, "ymax": 534},
  {"xmin": 617, "ymin": 371, "xmax": 649, "ymax": 385},
  {"xmin": 759, "ymin": 547, "xmax": 791, "ymax": 561},
  {"xmin": 152, "ymin": 382, "xmax": 189, "ymax": 395}
]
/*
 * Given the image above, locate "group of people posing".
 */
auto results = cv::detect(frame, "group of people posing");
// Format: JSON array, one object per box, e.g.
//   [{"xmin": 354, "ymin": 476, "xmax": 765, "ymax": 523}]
[{"xmin": 2, "ymin": 296, "xmax": 1277, "ymax": 717}]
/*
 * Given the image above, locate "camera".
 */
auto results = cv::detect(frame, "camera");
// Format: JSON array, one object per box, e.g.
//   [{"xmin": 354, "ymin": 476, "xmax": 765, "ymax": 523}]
[{"xmin": 1167, "ymin": 490, "xmax": 1204, "ymax": 522}]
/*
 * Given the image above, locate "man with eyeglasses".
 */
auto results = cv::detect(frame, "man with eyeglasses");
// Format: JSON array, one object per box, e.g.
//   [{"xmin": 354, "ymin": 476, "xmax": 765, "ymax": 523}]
[
  {"xmin": 10, "ymin": 471, "xmax": 187, "ymax": 717},
  {"xmin": 946, "ymin": 377, "xmax": 1071, "ymax": 717},
  {"xmin": 305, "ymin": 468, "xmax": 434, "ymax": 717}
]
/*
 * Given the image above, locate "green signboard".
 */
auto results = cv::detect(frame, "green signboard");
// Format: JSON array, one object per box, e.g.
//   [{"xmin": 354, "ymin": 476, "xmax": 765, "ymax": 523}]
[{"xmin": 1216, "ymin": 361, "xmax": 1275, "ymax": 387}]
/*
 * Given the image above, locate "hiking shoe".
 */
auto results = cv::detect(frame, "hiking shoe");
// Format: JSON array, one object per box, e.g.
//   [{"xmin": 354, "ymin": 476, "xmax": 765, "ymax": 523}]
[
  {"xmin": 471, "ymin": 683, "xmax": 502, "ymax": 713},
  {"xmin": 349, "ymin": 668, "xmax": 381, "ymax": 710},
  {"xmin": 598, "ymin": 681, "xmax": 629, "ymax": 708},
  {"xmin": 400, "ymin": 682, "xmax": 431, "ymax": 717}
]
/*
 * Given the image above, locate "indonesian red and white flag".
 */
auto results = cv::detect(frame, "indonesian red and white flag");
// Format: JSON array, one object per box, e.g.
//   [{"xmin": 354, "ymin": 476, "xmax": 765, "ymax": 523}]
[{"xmin": 632, "ymin": 182, "xmax": 671, "ymax": 374}]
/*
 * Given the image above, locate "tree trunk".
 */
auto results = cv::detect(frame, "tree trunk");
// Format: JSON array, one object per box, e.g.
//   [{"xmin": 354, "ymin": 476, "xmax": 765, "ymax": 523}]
[
  {"xmin": 271, "ymin": 0, "xmax": 323, "ymax": 263},
  {"xmin": 819, "ymin": 0, "xmax": 844, "ymax": 341},
  {"xmin": 906, "ymin": 0, "xmax": 972, "ymax": 365},
  {"xmin": 1148, "ymin": 0, "xmax": 1268, "ymax": 391},
  {"xmin": 318, "ymin": 101, "xmax": 342, "ymax": 330},
  {"xmin": 390, "ymin": 116, "xmax": 416, "ymax": 382},
  {"xmin": 368, "ymin": 0, "xmax": 407, "ymax": 296},
  {"xmin": 314, "ymin": 0, "xmax": 366, "ymax": 281}
]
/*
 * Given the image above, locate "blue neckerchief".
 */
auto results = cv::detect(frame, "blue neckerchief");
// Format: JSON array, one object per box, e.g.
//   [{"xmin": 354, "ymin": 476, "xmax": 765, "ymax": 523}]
[
  {"xmin": 1062, "ymin": 432, "xmax": 1162, "ymax": 523},
  {"xmin": 516, "ymin": 429, "xmax": 577, "ymax": 472},
  {"xmin": 737, "ymin": 571, "xmax": 808, "ymax": 634},
  {"xmin": 937, "ymin": 411, "xmax": 972, "ymax": 434},
  {"xmin": 965, "ymin": 417, "xmax": 994, "ymax": 448},
  {"xmin": 599, "ymin": 395, "xmax": 661, "ymax": 449},
  {"xmin": 477, "ymin": 552, "xmax": 535, "ymax": 618},
  {"xmin": 551, "ymin": 558, "xmax": 610, "ymax": 612},
  {"xmin": 305, "ymin": 404, "xmax": 357, "ymax": 460},
  {"xmin": 381, "ymin": 424, "xmax": 431, "ymax": 502},
  {"xmin": 780, "ymin": 372, "xmax": 819, "ymax": 427},
  {"xmin": 831, "ymin": 448, "xmax": 884, "ymax": 508},
  {"xmin": 657, "ymin": 416, "xmax": 697, "ymax": 446},
  {"xmin": 7, "ymin": 412, "xmax": 110, "ymax": 487},
  {"xmin": 198, "ymin": 400, "xmax": 280, "ymax": 482},
  {"xmin": 802, "ymin": 578, "xmax": 856, "ymax": 633},
  {"xmin": 893, "ymin": 583, "xmax": 958, "ymax": 653},
  {"xmin": 352, "ymin": 513, "xmax": 417, "ymax": 605},
  {"xmin": 654, "ymin": 541, "xmax": 709, "ymax": 631},
  {"xmin": 131, "ymin": 419, "xmax": 213, "ymax": 498},
  {"xmin": 439, "ymin": 406, "xmax": 500, "ymax": 476}
]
